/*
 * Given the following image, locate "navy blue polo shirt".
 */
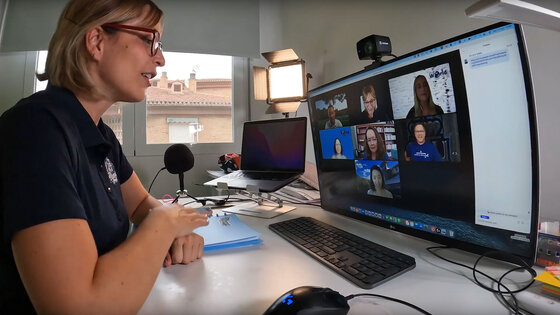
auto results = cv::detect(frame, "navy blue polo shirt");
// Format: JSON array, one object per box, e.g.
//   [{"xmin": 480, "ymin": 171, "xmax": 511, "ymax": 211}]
[{"xmin": 0, "ymin": 85, "xmax": 133, "ymax": 312}]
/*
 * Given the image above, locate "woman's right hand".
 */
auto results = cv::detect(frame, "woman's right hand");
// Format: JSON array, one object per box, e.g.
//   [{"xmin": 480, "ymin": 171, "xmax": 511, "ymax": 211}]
[{"xmin": 150, "ymin": 203, "xmax": 209, "ymax": 237}]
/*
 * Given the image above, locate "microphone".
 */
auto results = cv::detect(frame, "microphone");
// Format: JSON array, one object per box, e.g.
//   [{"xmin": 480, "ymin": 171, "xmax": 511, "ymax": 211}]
[
  {"xmin": 163, "ymin": 144, "xmax": 227, "ymax": 206},
  {"xmin": 164, "ymin": 144, "xmax": 194, "ymax": 197}
]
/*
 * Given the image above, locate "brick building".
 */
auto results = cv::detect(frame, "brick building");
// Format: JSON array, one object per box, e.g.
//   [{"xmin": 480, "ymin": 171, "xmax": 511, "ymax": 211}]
[
  {"xmin": 102, "ymin": 72, "xmax": 232, "ymax": 144},
  {"xmin": 145, "ymin": 71, "xmax": 233, "ymax": 143}
]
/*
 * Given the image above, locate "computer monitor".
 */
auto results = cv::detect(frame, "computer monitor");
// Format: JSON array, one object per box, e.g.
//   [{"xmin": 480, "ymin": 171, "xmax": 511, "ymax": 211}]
[{"xmin": 307, "ymin": 23, "xmax": 539, "ymax": 265}]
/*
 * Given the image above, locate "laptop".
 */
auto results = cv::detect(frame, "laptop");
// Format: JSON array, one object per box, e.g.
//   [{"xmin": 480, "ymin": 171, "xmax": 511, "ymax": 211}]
[{"xmin": 204, "ymin": 117, "xmax": 307, "ymax": 192}]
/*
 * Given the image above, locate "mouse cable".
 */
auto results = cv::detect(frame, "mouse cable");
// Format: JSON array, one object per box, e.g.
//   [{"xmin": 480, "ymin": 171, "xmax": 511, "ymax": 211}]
[
  {"xmin": 345, "ymin": 293, "xmax": 432, "ymax": 315},
  {"xmin": 148, "ymin": 167, "xmax": 166, "ymax": 194},
  {"xmin": 426, "ymin": 246, "xmax": 536, "ymax": 315}
]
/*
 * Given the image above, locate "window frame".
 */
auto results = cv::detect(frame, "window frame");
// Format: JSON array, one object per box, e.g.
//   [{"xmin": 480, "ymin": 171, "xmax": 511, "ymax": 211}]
[
  {"xmin": 132, "ymin": 56, "xmax": 248, "ymax": 156},
  {"xmin": 120, "ymin": 103, "xmax": 135, "ymax": 156}
]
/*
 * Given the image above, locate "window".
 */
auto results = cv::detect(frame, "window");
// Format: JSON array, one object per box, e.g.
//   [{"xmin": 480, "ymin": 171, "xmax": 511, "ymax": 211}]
[
  {"xmin": 145, "ymin": 52, "xmax": 233, "ymax": 145},
  {"xmin": 35, "ymin": 51, "xmax": 48, "ymax": 93},
  {"xmin": 168, "ymin": 118, "xmax": 200, "ymax": 143},
  {"xmin": 103, "ymin": 102, "xmax": 124, "ymax": 142}
]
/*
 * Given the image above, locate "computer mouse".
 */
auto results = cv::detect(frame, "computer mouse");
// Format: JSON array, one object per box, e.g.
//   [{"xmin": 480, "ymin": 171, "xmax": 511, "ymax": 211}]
[{"xmin": 264, "ymin": 286, "xmax": 350, "ymax": 315}]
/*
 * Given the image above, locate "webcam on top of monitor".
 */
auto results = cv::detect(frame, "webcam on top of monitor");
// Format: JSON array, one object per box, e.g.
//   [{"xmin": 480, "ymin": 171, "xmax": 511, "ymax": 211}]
[{"xmin": 357, "ymin": 34, "xmax": 393, "ymax": 70}]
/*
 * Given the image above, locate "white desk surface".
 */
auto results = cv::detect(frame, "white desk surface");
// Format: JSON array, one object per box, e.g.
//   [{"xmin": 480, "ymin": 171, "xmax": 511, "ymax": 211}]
[{"xmin": 139, "ymin": 201, "xmax": 551, "ymax": 315}]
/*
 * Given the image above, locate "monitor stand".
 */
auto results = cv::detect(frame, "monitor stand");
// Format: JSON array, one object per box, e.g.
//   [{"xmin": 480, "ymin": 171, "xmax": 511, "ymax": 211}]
[{"xmin": 216, "ymin": 183, "xmax": 296, "ymax": 219}]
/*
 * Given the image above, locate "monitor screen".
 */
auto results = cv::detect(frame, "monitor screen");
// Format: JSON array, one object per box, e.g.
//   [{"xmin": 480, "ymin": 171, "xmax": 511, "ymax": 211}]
[{"xmin": 307, "ymin": 23, "xmax": 539, "ymax": 264}]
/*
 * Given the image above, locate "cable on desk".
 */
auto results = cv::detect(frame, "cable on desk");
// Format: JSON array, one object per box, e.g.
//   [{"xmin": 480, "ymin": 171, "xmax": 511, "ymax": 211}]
[
  {"xmin": 179, "ymin": 190, "xmax": 321, "ymax": 208},
  {"xmin": 183, "ymin": 199, "xmax": 198, "ymax": 206},
  {"xmin": 182, "ymin": 190, "xmax": 231, "ymax": 207},
  {"xmin": 345, "ymin": 293, "xmax": 432, "ymax": 315},
  {"xmin": 228, "ymin": 197, "xmax": 322, "ymax": 207},
  {"xmin": 225, "ymin": 196, "xmax": 322, "ymax": 207},
  {"xmin": 426, "ymin": 246, "xmax": 536, "ymax": 315},
  {"xmin": 283, "ymin": 201, "xmax": 323, "ymax": 207},
  {"xmin": 221, "ymin": 197, "xmax": 253, "ymax": 203},
  {"xmin": 221, "ymin": 189, "xmax": 231, "ymax": 204}
]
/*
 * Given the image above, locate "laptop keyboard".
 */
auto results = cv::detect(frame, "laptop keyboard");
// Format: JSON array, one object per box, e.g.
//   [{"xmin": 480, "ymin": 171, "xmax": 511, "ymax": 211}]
[{"xmin": 269, "ymin": 216, "xmax": 416, "ymax": 289}]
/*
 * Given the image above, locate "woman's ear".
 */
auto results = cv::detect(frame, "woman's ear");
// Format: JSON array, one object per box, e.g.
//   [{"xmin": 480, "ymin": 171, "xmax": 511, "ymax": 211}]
[{"xmin": 85, "ymin": 26, "xmax": 105, "ymax": 61}]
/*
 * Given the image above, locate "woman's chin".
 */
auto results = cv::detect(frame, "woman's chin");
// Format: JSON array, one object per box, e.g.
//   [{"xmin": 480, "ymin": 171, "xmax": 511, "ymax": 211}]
[{"xmin": 119, "ymin": 92, "xmax": 146, "ymax": 103}]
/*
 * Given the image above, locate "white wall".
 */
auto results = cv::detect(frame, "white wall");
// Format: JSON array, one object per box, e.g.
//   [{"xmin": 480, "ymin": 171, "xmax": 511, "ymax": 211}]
[
  {"xmin": 0, "ymin": 51, "xmax": 36, "ymax": 112},
  {"xmin": 255, "ymin": 0, "xmax": 560, "ymax": 220},
  {"xmin": 522, "ymin": 26, "xmax": 560, "ymax": 221},
  {"xmin": 250, "ymin": 0, "xmax": 284, "ymax": 122}
]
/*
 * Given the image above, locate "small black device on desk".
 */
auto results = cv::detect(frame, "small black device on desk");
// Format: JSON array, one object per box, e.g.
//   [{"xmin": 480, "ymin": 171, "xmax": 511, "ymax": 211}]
[{"xmin": 264, "ymin": 286, "xmax": 349, "ymax": 315}]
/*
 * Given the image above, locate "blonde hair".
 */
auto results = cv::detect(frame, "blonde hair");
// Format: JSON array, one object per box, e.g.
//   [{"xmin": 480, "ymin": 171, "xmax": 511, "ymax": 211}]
[
  {"xmin": 37, "ymin": 0, "xmax": 162, "ymax": 93},
  {"xmin": 412, "ymin": 75, "xmax": 438, "ymax": 117},
  {"xmin": 362, "ymin": 84, "xmax": 376, "ymax": 101}
]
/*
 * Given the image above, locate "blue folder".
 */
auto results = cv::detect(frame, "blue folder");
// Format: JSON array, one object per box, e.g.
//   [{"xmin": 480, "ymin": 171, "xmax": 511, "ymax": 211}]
[{"xmin": 194, "ymin": 214, "xmax": 262, "ymax": 252}]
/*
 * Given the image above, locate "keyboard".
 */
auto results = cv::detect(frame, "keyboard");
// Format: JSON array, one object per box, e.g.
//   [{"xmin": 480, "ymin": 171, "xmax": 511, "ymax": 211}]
[{"xmin": 269, "ymin": 217, "xmax": 416, "ymax": 289}]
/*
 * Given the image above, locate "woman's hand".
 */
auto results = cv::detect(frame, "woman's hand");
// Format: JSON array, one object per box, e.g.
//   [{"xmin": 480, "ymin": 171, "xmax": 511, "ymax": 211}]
[
  {"xmin": 152, "ymin": 205, "xmax": 207, "ymax": 267},
  {"xmin": 150, "ymin": 203, "xmax": 209, "ymax": 238},
  {"xmin": 163, "ymin": 233, "xmax": 205, "ymax": 267}
]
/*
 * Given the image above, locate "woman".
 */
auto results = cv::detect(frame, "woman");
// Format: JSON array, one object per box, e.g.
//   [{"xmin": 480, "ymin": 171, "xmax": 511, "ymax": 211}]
[
  {"xmin": 406, "ymin": 75, "xmax": 444, "ymax": 119},
  {"xmin": 364, "ymin": 127, "xmax": 389, "ymax": 160},
  {"xmin": 331, "ymin": 138, "xmax": 346, "ymax": 159},
  {"xmin": 360, "ymin": 84, "xmax": 389, "ymax": 122},
  {"xmin": 361, "ymin": 85, "xmax": 378, "ymax": 121},
  {"xmin": 405, "ymin": 122, "xmax": 443, "ymax": 162},
  {"xmin": 0, "ymin": 1, "xmax": 209, "ymax": 313},
  {"xmin": 367, "ymin": 165, "xmax": 393, "ymax": 198}
]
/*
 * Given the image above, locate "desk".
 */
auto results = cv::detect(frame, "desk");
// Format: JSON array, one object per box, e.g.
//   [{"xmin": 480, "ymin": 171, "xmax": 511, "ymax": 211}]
[{"xmin": 139, "ymin": 202, "xmax": 546, "ymax": 315}]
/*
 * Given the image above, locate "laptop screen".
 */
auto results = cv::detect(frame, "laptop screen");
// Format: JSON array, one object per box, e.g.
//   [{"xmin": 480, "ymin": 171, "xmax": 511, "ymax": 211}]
[{"xmin": 240, "ymin": 117, "xmax": 307, "ymax": 172}]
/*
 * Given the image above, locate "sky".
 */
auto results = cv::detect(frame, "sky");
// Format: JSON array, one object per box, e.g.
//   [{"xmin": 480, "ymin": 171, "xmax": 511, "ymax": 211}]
[{"xmin": 157, "ymin": 52, "xmax": 232, "ymax": 80}]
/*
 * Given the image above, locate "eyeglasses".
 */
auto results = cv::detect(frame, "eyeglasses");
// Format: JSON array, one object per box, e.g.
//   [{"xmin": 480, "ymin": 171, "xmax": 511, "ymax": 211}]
[
  {"xmin": 364, "ymin": 97, "xmax": 376, "ymax": 105},
  {"xmin": 101, "ymin": 23, "xmax": 163, "ymax": 56}
]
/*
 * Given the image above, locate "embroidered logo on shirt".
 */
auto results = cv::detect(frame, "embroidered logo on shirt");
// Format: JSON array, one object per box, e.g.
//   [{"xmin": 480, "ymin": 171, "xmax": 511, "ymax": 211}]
[{"xmin": 104, "ymin": 157, "xmax": 118, "ymax": 184}]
